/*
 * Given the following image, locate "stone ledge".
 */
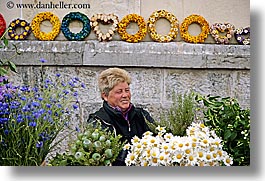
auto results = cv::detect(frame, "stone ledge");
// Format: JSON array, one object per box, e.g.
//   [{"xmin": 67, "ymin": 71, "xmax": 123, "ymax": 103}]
[{"xmin": 0, "ymin": 40, "xmax": 250, "ymax": 69}]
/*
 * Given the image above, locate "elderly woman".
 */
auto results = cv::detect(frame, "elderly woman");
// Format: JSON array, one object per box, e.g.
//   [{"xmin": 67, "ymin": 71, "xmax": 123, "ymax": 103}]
[{"xmin": 87, "ymin": 67, "xmax": 154, "ymax": 166}]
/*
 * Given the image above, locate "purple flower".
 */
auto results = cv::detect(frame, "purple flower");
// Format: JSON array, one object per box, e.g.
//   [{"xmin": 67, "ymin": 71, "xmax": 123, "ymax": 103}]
[{"xmin": 0, "ymin": 76, "xmax": 8, "ymax": 83}]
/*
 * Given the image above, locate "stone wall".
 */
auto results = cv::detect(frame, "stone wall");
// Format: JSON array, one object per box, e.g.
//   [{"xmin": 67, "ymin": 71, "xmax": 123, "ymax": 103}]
[{"xmin": 1, "ymin": 40, "xmax": 250, "ymax": 118}]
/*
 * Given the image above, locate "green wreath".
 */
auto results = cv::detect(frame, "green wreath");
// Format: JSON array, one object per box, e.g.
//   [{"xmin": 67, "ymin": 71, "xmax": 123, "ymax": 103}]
[{"xmin": 61, "ymin": 12, "xmax": 91, "ymax": 41}]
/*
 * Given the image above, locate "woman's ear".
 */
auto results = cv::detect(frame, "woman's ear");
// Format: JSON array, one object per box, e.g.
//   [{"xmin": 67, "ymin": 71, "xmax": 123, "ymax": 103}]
[{"xmin": 101, "ymin": 92, "xmax": 108, "ymax": 101}]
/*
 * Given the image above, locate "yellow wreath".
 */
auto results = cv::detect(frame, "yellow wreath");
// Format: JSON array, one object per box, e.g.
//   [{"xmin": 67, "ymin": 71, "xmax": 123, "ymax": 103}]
[
  {"xmin": 147, "ymin": 10, "xmax": 179, "ymax": 42},
  {"xmin": 117, "ymin": 14, "xmax": 147, "ymax": 43},
  {"xmin": 31, "ymin": 12, "xmax": 61, "ymax": 41},
  {"xmin": 180, "ymin": 14, "xmax": 210, "ymax": 43}
]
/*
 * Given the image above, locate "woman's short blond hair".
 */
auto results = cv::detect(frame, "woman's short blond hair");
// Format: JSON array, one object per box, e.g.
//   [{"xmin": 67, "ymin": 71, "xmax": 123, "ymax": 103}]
[{"xmin": 98, "ymin": 67, "xmax": 131, "ymax": 96}]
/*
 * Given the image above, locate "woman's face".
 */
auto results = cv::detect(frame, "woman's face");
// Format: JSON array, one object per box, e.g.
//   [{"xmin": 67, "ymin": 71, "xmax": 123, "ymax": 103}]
[{"xmin": 102, "ymin": 82, "xmax": 131, "ymax": 112}]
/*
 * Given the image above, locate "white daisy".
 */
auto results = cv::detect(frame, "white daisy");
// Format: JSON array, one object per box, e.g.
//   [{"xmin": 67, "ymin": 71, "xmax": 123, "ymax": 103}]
[{"xmin": 125, "ymin": 152, "xmax": 137, "ymax": 166}]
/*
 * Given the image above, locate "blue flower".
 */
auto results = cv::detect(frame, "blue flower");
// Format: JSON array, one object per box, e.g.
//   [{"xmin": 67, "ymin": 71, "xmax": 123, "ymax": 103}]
[
  {"xmin": 16, "ymin": 114, "xmax": 24, "ymax": 123},
  {"xmin": 73, "ymin": 91, "xmax": 78, "ymax": 97},
  {"xmin": 75, "ymin": 126, "xmax": 80, "ymax": 132},
  {"xmin": 63, "ymin": 90, "xmax": 69, "ymax": 95},
  {"xmin": 68, "ymin": 81, "xmax": 74, "ymax": 87},
  {"xmin": 29, "ymin": 121, "xmax": 37, "ymax": 127},
  {"xmin": 36, "ymin": 141, "xmax": 43, "ymax": 148},
  {"xmin": 73, "ymin": 104, "xmax": 78, "ymax": 110},
  {"xmin": 40, "ymin": 58, "xmax": 47, "ymax": 63},
  {"xmin": 32, "ymin": 101, "xmax": 40, "ymax": 107},
  {"xmin": 4, "ymin": 129, "xmax": 9, "ymax": 135}
]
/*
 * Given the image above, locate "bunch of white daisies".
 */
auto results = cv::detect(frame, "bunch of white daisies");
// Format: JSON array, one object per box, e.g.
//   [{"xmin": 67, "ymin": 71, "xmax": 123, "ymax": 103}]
[{"xmin": 123, "ymin": 122, "xmax": 233, "ymax": 166}]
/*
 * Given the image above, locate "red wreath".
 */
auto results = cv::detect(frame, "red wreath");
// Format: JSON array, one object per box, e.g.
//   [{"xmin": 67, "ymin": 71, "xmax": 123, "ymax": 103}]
[{"xmin": 0, "ymin": 13, "xmax": 7, "ymax": 37}]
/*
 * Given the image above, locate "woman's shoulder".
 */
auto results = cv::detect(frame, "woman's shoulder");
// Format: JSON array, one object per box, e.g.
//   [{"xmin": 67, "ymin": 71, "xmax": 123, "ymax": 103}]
[{"xmin": 134, "ymin": 107, "xmax": 155, "ymax": 123}]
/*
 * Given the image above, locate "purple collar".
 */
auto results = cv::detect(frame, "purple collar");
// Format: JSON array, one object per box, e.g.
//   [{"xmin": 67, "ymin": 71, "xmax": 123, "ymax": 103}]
[{"xmin": 109, "ymin": 103, "xmax": 132, "ymax": 121}]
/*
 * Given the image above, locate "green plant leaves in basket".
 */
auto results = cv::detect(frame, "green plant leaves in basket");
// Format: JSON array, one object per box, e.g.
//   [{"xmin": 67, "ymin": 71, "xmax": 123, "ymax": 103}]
[{"xmin": 48, "ymin": 123, "xmax": 125, "ymax": 166}]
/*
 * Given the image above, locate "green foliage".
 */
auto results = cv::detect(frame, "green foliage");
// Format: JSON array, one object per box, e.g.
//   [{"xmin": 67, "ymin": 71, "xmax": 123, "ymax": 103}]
[
  {"xmin": 195, "ymin": 94, "xmax": 250, "ymax": 166},
  {"xmin": 0, "ymin": 28, "xmax": 20, "ymax": 77},
  {"xmin": 48, "ymin": 122, "xmax": 126, "ymax": 166},
  {"xmin": 148, "ymin": 91, "xmax": 196, "ymax": 136}
]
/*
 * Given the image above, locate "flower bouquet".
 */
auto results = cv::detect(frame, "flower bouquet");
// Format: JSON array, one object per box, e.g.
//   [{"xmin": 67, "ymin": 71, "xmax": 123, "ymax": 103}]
[
  {"xmin": 0, "ymin": 59, "xmax": 85, "ymax": 166},
  {"xmin": 48, "ymin": 122, "xmax": 125, "ymax": 166},
  {"xmin": 123, "ymin": 122, "xmax": 233, "ymax": 166}
]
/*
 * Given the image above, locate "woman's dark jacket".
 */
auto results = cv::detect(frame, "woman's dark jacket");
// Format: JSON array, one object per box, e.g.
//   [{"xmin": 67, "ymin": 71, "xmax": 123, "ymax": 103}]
[{"xmin": 87, "ymin": 101, "xmax": 154, "ymax": 166}]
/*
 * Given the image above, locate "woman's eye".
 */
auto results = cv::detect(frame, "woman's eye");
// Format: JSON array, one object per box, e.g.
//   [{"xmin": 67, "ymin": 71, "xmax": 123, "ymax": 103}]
[{"xmin": 116, "ymin": 90, "xmax": 122, "ymax": 94}]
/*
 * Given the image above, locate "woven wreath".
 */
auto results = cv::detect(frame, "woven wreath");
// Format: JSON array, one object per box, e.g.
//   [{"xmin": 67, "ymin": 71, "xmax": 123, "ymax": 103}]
[
  {"xmin": 90, "ymin": 13, "xmax": 119, "ymax": 42},
  {"xmin": 8, "ymin": 18, "xmax": 31, "ymax": 40},
  {"xmin": 234, "ymin": 27, "xmax": 250, "ymax": 45},
  {"xmin": 147, "ymin": 10, "xmax": 179, "ymax": 42},
  {"xmin": 210, "ymin": 23, "xmax": 235, "ymax": 44},
  {"xmin": 0, "ymin": 13, "xmax": 6, "ymax": 37},
  {"xmin": 117, "ymin": 14, "xmax": 147, "ymax": 43},
  {"xmin": 180, "ymin": 14, "xmax": 210, "ymax": 43},
  {"xmin": 31, "ymin": 12, "xmax": 61, "ymax": 41},
  {"xmin": 61, "ymin": 12, "xmax": 91, "ymax": 41}
]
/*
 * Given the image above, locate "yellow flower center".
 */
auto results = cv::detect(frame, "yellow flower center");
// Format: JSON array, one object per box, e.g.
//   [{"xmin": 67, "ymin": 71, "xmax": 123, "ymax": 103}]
[
  {"xmin": 176, "ymin": 154, "xmax": 182, "ymax": 159},
  {"xmin": 185, "ymin": 149, "xmax": 191, "ymax": 154},
  {"xmin": 206, "ymin": 154, "xmax": 211, "ymax": 160},
  {"xmin": 130, "ymin": 155, "xmax": 135, "ymax": 161},
  {"xmin": 198, "ymin": 152, "xmax": 203, "ymax": 158},
  {"xmin": 189, "ymin": 155, "xmax": 194, "ymax": 161}
]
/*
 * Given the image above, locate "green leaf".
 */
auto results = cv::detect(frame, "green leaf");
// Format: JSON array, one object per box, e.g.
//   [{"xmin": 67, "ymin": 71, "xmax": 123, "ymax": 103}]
[
  {"xmin": 229, "ymin": 132, "xmax": 237, "ymax": 141},
  {"xmin": 8, "ymin": 61, "xmax": 17, "ymax": 73},
  {"xmin": 224, "ymin": 129, "xmax": 232, "ymax": 140},
  {"xmin": 3, "ymin": 37, "xmax": 8, "ymax": 47},
  {"xmin": 0, "ymin": 67, "xmax": 7, "ymax": 75},
  {"xmin": 12, "ymin": 44, "xmax": 21, "ymax": 55},
  {"xmin": 208, "ymin": 96, "xmax": 220, "ymax": 101}
]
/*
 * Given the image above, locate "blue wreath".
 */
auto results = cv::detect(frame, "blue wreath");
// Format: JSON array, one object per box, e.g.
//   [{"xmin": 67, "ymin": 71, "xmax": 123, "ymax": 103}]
[{"xmin": 61, "ymin": 12, "xmax": 91, "ymax": 41}]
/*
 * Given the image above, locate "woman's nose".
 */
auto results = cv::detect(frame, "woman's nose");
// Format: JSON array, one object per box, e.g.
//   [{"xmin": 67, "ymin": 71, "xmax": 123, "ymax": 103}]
[{"xmin": 122, "ymin": 90, "xmax": 130, "ymax": 97}]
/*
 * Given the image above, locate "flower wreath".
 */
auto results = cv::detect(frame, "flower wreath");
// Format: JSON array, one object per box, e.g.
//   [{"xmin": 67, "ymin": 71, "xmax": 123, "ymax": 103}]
[
  {"xmin": 61, "ymin": 12, "xmax": 91, "ymax": 41},
  {"xmin": 147, "ymin": 10, "xmax": 179, "ymax": 42},
  {"xmin": 117, "ymin": 14, "xmax": 147, "ymax": 43},
  {"xmin": 210, "ymin": 23, "xmax": 235, "ymax": 44},
  {"xmin": 0, "ymin": 13, "xmax": 6, "ymax": 37},
  {"xmin": 8, "ymin": 18, "xmax": 31, "ymax": 40},
  {"xmin": 31, "ymin": 12, "xmax": 61, "ymax": 41},
  {"xmin": 180, "ymin": 14, "xmax": 210, "ymax": 43},
  {"xmin": 234, "ymin": 27, "xmax": 250, "ymax": 45},
  {"xmin": 90, "ymin": 13, "xmax": 119, "ymax": 42}
]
